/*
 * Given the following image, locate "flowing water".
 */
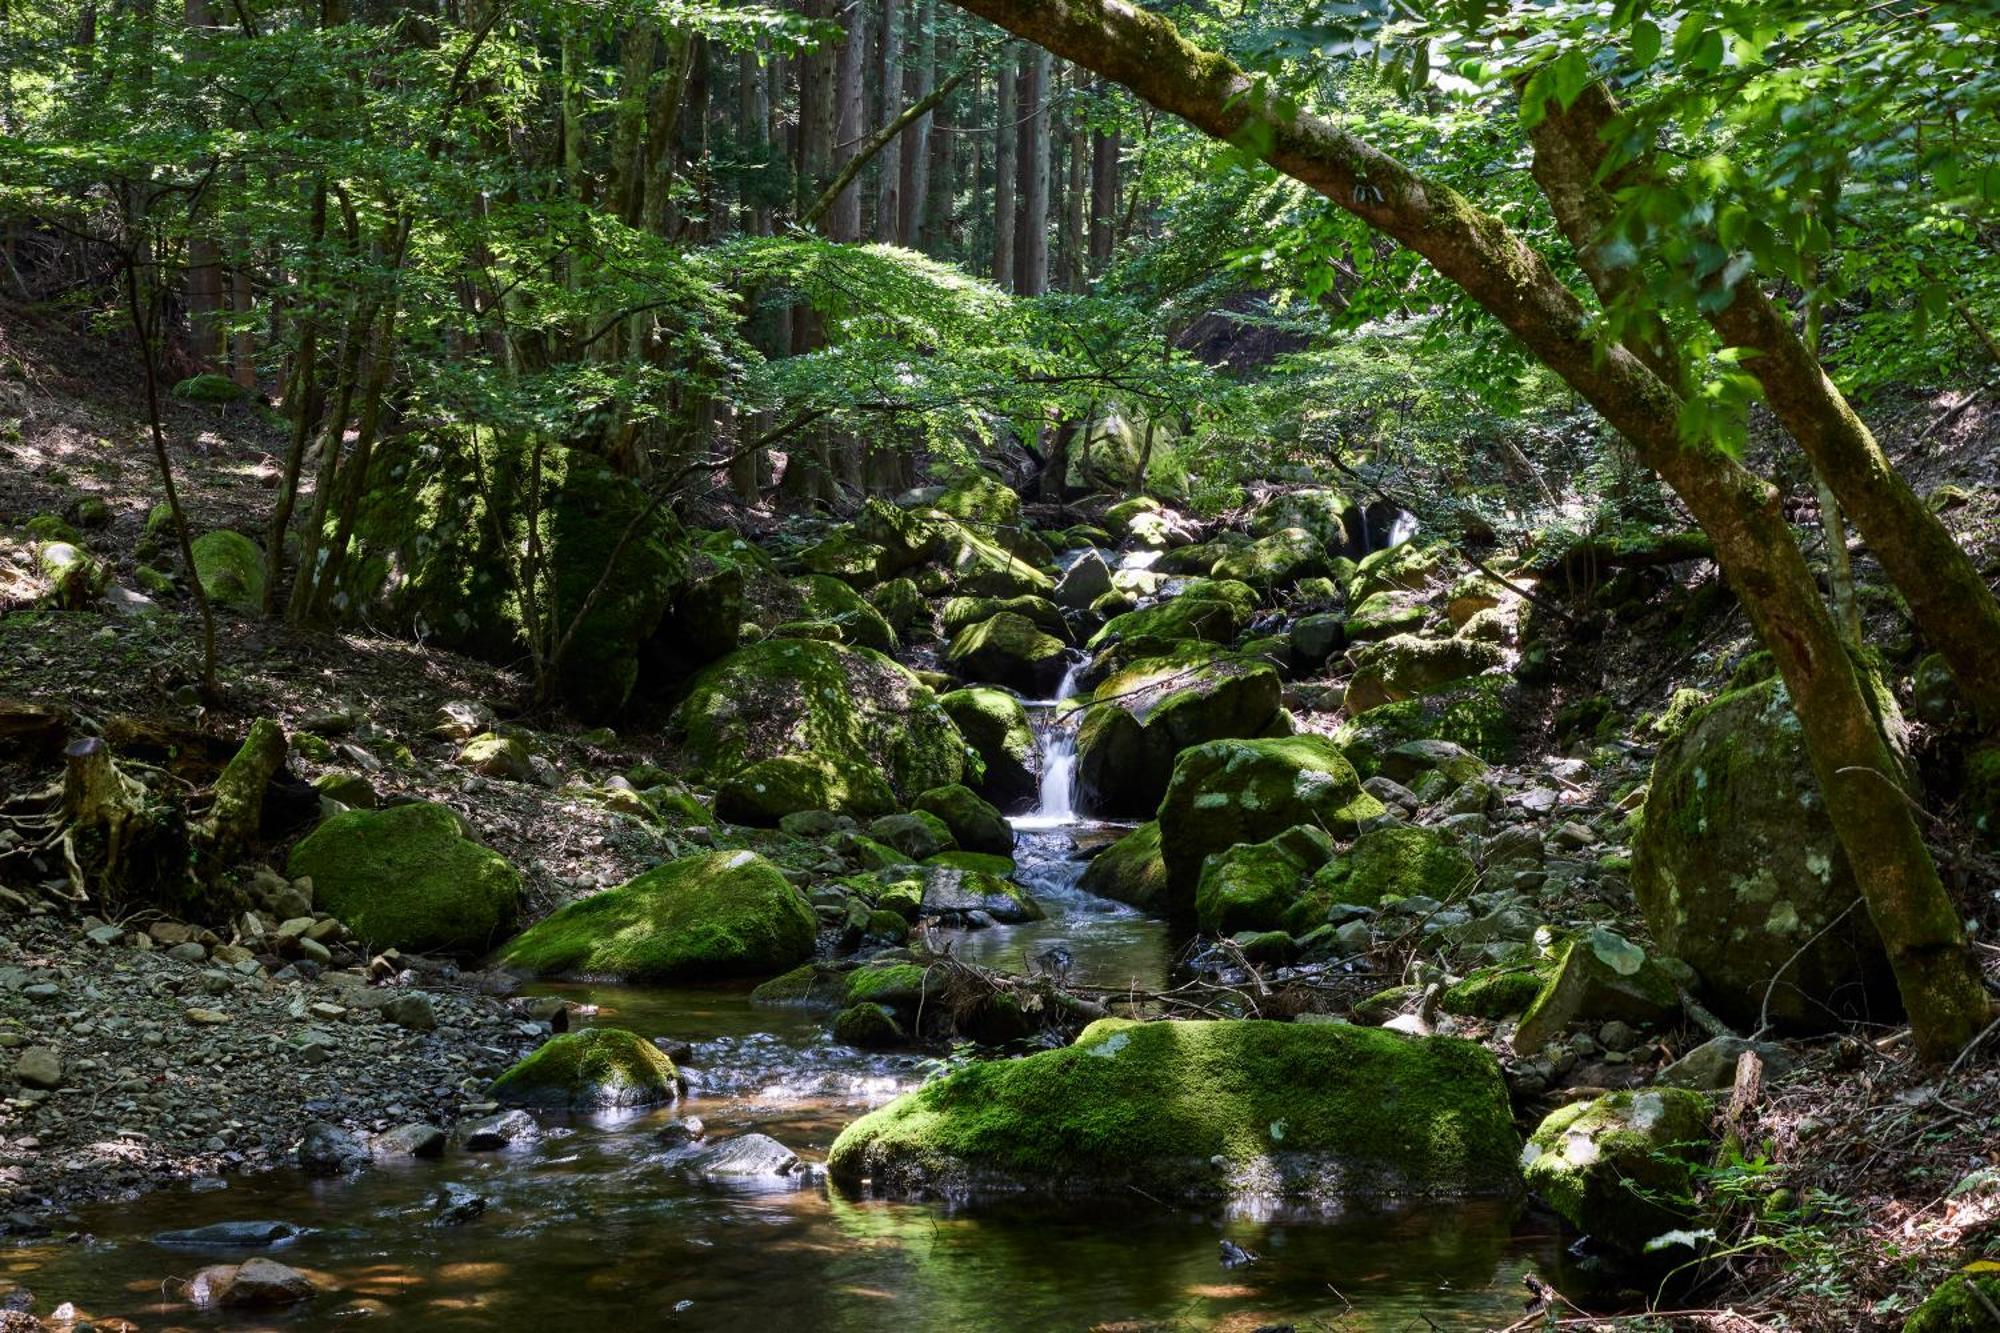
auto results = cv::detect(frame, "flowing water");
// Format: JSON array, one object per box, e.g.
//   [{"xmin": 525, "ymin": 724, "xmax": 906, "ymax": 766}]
[{"xmin": 13, "ymin": 660, "xmax": 1559, "ymax": 1328}]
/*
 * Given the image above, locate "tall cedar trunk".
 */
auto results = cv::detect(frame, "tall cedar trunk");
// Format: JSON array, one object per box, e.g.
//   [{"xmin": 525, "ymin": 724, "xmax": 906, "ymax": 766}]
[
  {"xmin": 262, "ymin": 180, "xmax": 329, "ymax": 614},
  {"xmin": 941, "ymin": 0, "xmax": 1990, "ymax": 1059},
  {"xmin": 992, "ymin": 49, "xmax": 1016, "ymax": 288},
  {"xmin": 899, "ymin": 0, "xmax": 934, "ymax": 245},
  {"xmin": 1061, "ymin": 70, "xmax": 1087, "ymax": 290},
  {"xmin": 781, "ymin": 0, "xmax": 839, "ymax": 505},
  {"xmin": 182, "ymin": 0, "xmax": 222, "ymax": 369},
  {"xmin": 608, "ymin": 23, "xmax": 658, "ymax": 229},
  {"xmin": 874, "ymin": 0, "xmax": 902, "ymax": 241},
  {"xmin": 739, "ymin": 45, "xmax": 771, "ymax": 235},
  {"xmin": 1089, "ymin": 96, "xmax": 1117, "ymax": 268},
  {"xmin": 925, "ymin": 24, "xmax": 956, "ymax": 252},
  {"xmin": 1537, "ymin": 83, "xmax": 2000, "ymax": 729},
  {"xmin": 641, "ymin": 30, "xmax": 696, "ymax": 239},
  {"xmin": 829, "ymin": 0, "xmax": 867, "ymax": 241},
  {"xmin": 1015, "ymin": 45, "xmax": 1050, "ymax": 295},
  {"xmin": 288, "ymin": 291, "xmax": 371, "ymax": 623}
]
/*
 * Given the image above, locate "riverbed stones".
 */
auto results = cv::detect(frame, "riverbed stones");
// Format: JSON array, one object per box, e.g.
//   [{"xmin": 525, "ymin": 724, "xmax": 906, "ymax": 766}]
[
  {"xmin": 939, "ymin": 687, "xmax": 1037, "ymax": 810},
  {"xmin": 1156, "ymin": 736, "xmax": 1384, "ymax": 909},
  {"xmin": 187, "ymin": 1256, "xmax": 316, "ymax": 1309},
  {"xmin": 1193, "ymin": 826, "xmax": 1335, "ymax": 935},
  {"xmin": 1287, "ymin": 826, "xmax": 1477, "ymax": 934},
  {"xmin": 153, "ymin": 1221, "xmax": 305, "ymax": 1249},
  {"xmin": 501, "ymin": 850, "xmax": 814, "ymax": 982},
  {"xmin": 1632, "ymin": 675, "xmax": 1894, "ymax": 1030},
  {"xmin": 457, "ymin": 1109, "xmax": 539, "ymax": 1151},
  {"xmin": 288, "ymin": 801, "xmax": 520, "ymax": 956},
  {"xmin": 297, "ymin": 1122, "xmax": 368, "ymax": 1176},
  {"xmin": 679, "ymin": 1132, "xmax": 805, "ymax": 1183},
  {"xmin": 1210, "ymin": 526, "xmax": 1331, "ymax": 590},
  {"xmin": 372, "ymin": 1123, "xmax": 448, "ymax": 1158},
  {"xmin": 829, "ymin": 1018, "xmax": 1521, "ymax": 1205},
  {"xmin": 1054, "ymin": 550, "xmax": 1113, "ymax": 610},
  {"xmin": 489, "ymin": 1028, "xmax": 680, "ymax": 1110},
  {"xmin": 1075, "ymin": 649, "xmax": 1284, "ymax": 818},
  {"xmin": 1077, "ymin": 821, "xmax": 1169, "ymax": 912},
  {"xmin": 914, "ymin": 785, "xmax": 1014, "ymax": 856},
  {"xmin": 1522, "ymin": 1089, "xmax": 1711, "ymax": 1252},
  {"xmin": 13, "ymin": 1047, "xmax": 61, "ymax": 1091},
  {"xmin": 1510, "ymin": 931, "xmax": 1680, "ymax": 1056},
  {"xmin": 1248, "ymin": 487, "xmax": 1356, "ymax": 554}
]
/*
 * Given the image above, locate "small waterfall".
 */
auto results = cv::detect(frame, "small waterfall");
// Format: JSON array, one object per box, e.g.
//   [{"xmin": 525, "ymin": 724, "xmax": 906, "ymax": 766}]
[
  {"xmin": 1017, "ymin": 661, "xmax": 1085, "ymax": 829},
  {"xmin": 1386, "ymin": 510, "xmax": 1419, "ymax": 548}
]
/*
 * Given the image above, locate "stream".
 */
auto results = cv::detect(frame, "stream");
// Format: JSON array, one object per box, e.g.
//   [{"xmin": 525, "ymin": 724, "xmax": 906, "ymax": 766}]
[{"xmin": 11, "ymin": 671, "xmax": 1560, "ymax": 1329}]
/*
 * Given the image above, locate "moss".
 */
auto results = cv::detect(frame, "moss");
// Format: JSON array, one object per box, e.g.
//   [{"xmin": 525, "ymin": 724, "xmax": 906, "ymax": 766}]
[
  {"xmin": 914, "ymin": 784, "xmax": 1014, "ymax": 856},
  {"xmin": 1247, "ymin": 488, "xmax": 1355, "ymax": 553},
  {"xmin": 675, "ymin": 638, "xmax": 964, "ymax": 807},
  {"xmin": 793, "ymin": 574, "xmax": 897, "ymax": 651},
  {"xmin": 1087, "ymin": 596, "xmax": 1239, "ymax": 652},
  {"xmin": 1522, "ymin": 1089, "xmax": 1711, "ymax": 1253},
  {"xmin": 287, "ymin": 802, "xmax": 517, "ymax": 955},
  {"xmin": 797, "ymin": 532, "xmax": 888, "ymax": 587},
  {"xmin": 1344, "ymin": 634, "xmax": 1506, "ymax": 715},
  {"xmin": 489, "ymin": 1028, "xmax": 679, "ymax": 1110},
  {"xmin": 1904, "ymin": 1275, "xmax": 2000, "ymax": 1333},
  {"xmin": 716, "ymin": 753, "xmax": 898, "ymax": 825},
  {"xmin": 170, "ymin": 372, "xmax": 250, "ymax": 403},
  {"xmin": 35, "ymin": 541, "xmax": 107, "ymax": 608},
  {"xmin": 1077, "ymin": 821, "xmax": 1169, "ymax": 911},
  {"xmin": 25, "ymin": 513, "xmax": 80, "ymax": 544},
  {"xmin": 844, "ymin": 961, "xmax": 938, "ymax": 1008},
  {"xmin": 1332, "ymin": 677, "xmax": 1518, "ymax": 778},
  {"xmin": 1346, "ymin": 591, "xmax": 1428, "ymax": 641},
  {"xmin": 1441, "ymin": 960, "xmax": 1552, "ymax": 1019},
  {"xmin": 1288, "ymin": 826, "xmax": 1475, "ymax": 933},
  {"xmin": 869, "ymin": 577, "xmax": 931, "ymax": 640},
  {"xmin": 945, "ymin": 611, "xmax": 1071, "ymax": 695},
  {"xmin": 190, "ymin": 530, "xmax": 266, "ymax": 610},
  {"xmin": 833, "ymin": 1002, "xmax": 907, "ymax": 1049},
  {"xmin": 828, "ymin": 1019, "xmax": 1521, "ymax": 1204},
  {"xmin": 1511, "ymin": 934, "xmax": 1679, "ymax": 1054},
  {"xmin": 1194, "ymin": 827, "xmax": 1332, "ymax": 934},
  {"xmin": 868, "ymin": 810, "xmax": 956, "ymax": 859},
  {"xmin": 1348, "ymin": 542, "xmax": 1449, "ymax": 603},
  {"xmin": 751, "ymin": 961, "xmax": 849, "ymax": 1008},
  {"xmin": 925, "ymin": 850, "xmax": 1016, "ymax": 876},
  {"xmin": 1209, "ymin": 527, "xmax": 1332, "ymax": 591},
  {"xmin": 939, "ymin": 687, "xmax": 1037, "ymax": 808},
  {"xmin": 497, "ymin": 849, "xmax": 814, "ymax": 982},
  {"xmin": 1075, "ymin": 647, "xmax": 1284, "ymax": 818},
  {"xmin": 1102, "ymin": 495, "xmax": 1164, "ymax": 538},
  {"xmin": 1156, "ymin": 736, "xmax": 1384, "ymax": 909},
  {"xmin": 941, "ymin": 593, "xmax": 1068, "ymax": 640}
]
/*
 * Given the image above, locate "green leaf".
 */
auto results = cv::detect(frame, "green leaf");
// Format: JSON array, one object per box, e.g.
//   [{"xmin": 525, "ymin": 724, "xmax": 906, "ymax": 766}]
[{"xmin": 1631, "ymin": 18, "xmax": 1662, "ymax": 67}]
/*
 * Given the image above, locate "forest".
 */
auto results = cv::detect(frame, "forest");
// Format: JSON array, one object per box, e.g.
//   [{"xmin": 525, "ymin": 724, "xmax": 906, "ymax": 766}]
[{"xmin": 0, "ymin": 0, "xmax": 1997, "ymax": 1327}]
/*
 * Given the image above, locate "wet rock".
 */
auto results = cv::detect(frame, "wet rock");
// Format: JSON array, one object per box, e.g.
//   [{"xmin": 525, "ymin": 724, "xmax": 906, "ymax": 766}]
[
  {"xmin": 430, "ymin": 1183, "xmax": 490, "ymax": 1226},
  {"xmin": 681, "ymin": 1133, "xmax": 804, "ymax": 1182},
  {"xmin": 832, "ymin": 1002, "xmax": 906, "ymax": 1049},
  {"xmin": 153, "ymin": 1221, "xmax": 304, "ymax": 1249},
  {"xmin": 939, "ymin": 687, "xmax": 1037, "ymax": 809},
  {"xmin": 490, "ymin": 1028, "xmax": 681, "ymax": 1110},
  {"xmin": 1053, "ymin": 550, "xmax": 1113, "ymax": 610},
  {"xmin": 656, "ymin": 1116, "xmax": 706, "ymax": 1147},
  {"xmin": 372, "ymin": 1123, "xmax": 448, "ymax": 1159},
  {"xmin": 945, "ymin": 612, "xmax": 1071, "ymax": 696},
  {"xmin": 297, "ymin": 1122, "xmax": 368, "ymax": 1176},
  {"xmin": 1075, "ymin": 648, "xmax": 1285, "ymax": 818},
  {"xmin": 1510, "ymin": 931, "xmax": 1679, "ymax": 1056},
  {"xmin": 913, "ymin": 785, "xmax": 1014, "ymax": 856},
  {"xmin": 1343, "ymin": 635, "xmax": 1505, "ymax": 716},
  {"xmin": 187, "ymin": 1256, "xmax": 315, "ymax": 1308},
  {"xmin": 867, "ymin": 811, "xmax": 954, "ymax": 861},
  {"xmin": 457, "ymin": 1109, "xmax": 540, "ymax": 1151},
  {"xmin": 382, "ymin": 993, "xmax": 438, "ymax": 1031}
]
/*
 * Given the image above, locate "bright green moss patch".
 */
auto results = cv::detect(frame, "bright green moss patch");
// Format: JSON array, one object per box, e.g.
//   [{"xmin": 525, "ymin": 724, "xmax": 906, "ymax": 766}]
[
  {"xmin": 828, "ymin": 1019, "xmax": 1521, "ymax": 1204},
  {"xmin": 287, "ymin": 801, "xmax": 519, "ymax": 955},
  {"xmin": 1332, "ymin": 677, "xmax": 1517, "ymax": 778},
  {"xmin": 1287, "ymin": 826, "xmax": 1475, "ymax": 933},
  {"xmin": 1522, "ymin": 1089, "xmax": 1710, "ymax": 1253},
  {"xmin": 497, "ymin": 850, "xmax": 814, "ymax": 982},
  {"xmin": 489, "ymin": 1028, "xmax": 679, "ymax": 1110},
  {"xmin": 190, "ymin": 530, "xmax": 266, "ymax": 609},
  {"xmin": 1905, "ymin": 1275, "xmax": 2000, "ymax": 1333},
  {"xmin": 1077, "ymin": 821, "xmax": 1170, "ymax": 911}
]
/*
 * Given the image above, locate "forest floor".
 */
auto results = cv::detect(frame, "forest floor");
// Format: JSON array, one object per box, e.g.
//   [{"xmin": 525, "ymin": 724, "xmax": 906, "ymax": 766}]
[{"xmin": 2, "ymin": 301, "xmax": 1999, "ymax": 1328}]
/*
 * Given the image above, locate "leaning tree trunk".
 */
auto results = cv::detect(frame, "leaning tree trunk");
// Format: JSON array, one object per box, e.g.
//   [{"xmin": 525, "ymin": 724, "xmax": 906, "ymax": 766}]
[{"xmin": 942, "ymin": 0, "xmax": 1992, "ymax": 1059}]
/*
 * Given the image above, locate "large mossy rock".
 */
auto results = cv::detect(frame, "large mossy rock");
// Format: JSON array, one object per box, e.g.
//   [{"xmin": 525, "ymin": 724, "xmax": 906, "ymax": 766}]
[
  {"xmin": 287, "ymin": 802, "xmax": 519, "ymax": 955},
  {"xmin": 1905, "ymin": 1275, "xmax": 2000, "ymax": 1333},
  {"xmin": 1632, "ymin": 676, "xmax": 1893, "ymax": 1030},
  {"xmin": 1156, "ymin": 736, "xmax": 1384, "ymax": 909},
  {"xmin": 1209, "ymin": 527, "xmax": 1331, "ymax": 591},
  {"xmin": 1343, "ymin": 635, "xmax": 1506, "ymax": 715},
  {"xmin": 1193, "ymin": 826, "xmax": 1334, "ymax": 934},
  {"xmin": 828, "ymin": 1018, "xmax": 1521, "ymax": 1205},
  {"xmin": 945, "ymin": 612, "xmax": 1071, "ymax": 696},
  {"xmin": 1248, "ymin": 487, "xmax": 1356, "ymax": 555},
  {"xmin": 497, "ymin": 850, "xmax": 814, "ymax": 982},
  {"xmin": 1077, "ymin": 821, "xmax": 1169, "ymax": 911},
  {"xmin": 1348, "ymin": 542, "xmax": 1450, "ymax": 603},
  {"xmin": 940, "ymin": 687, "xmax": 1037, "ymax": 810},
  {"xmin": 190, "ymin": 530, "xmax": 266, "ymax": 610},
  {"xmin": 789, "ymin": 575, "xmax": 898, "ymax": 652},
  {"xmin": 1285, "ymin": 825, "xmax": 1475, "ymax": 934},
  {"xmin": 489, "ymin": 1028, "xmax": 679, "ymax": 1110},
  {"xmin": 1510, "ymin": 931, "xmax": 1680, "ymax": 1055},
  {"xmin": 940, "ymin": 594, "xmax": 1068, "ymax": 641},
  {"xmin": 1085, "ymin": 578, "xmax": 1258, "ymax": 653},
  {"xmin": 716, "ymin": 754, "xmax": 897, "ymax": 825},
  {"xmin": 1522, "ymin": 1089, "xmax": 1711, "ymax": 1253},
  {"xmin": 915, "ymin": 784, "xmax": 1014, "ymax": 856},
  {"xmin": 1333, "ymin": 677, "xmax": 1518, "ymax": 778},
  {"xmin": 675, "ymin": 638, "xmax": 964, "ymax": 815},
  {"xmin": 330, "ymin": 439, "xmax": 687, "ymax": 720},
  {"xmin": 1075, "ymin": 649, "xmax": 1283, "ymax": 818}
]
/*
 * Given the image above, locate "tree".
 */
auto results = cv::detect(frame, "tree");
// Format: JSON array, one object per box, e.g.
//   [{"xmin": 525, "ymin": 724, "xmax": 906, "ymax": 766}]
[{"xmin": 936, "ymin": 0, "xmax": 1992, "ymax": 1059}]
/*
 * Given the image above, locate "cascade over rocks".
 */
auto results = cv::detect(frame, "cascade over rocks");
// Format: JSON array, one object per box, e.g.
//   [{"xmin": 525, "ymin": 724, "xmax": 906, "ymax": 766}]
[
  {"xmin": 286, "ymin": 801, "xmax": 519, "ymax": 956},
  {"xmin": 828, "ymin": 1018, "xmax": 1522, "ymax": 1205},
  {"xmin": 674, "ymin": 638, "xmax": 965, "ymax": 817},
  {"xmin": 1074, "ymin": 648, "xmax": 1283, "ymax": 817},
  {"xmin": 1632, "ymin": 675, "xmax": 1895, "ymax": 1030}
]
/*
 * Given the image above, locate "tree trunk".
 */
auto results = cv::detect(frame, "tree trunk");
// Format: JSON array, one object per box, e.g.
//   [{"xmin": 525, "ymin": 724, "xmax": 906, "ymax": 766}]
[
  {"xmin": 829, "ymin": 0, "xmax": 867, "ymax": 242},
  {"xmin": 940, "ymin": 0, "xmax": 1991, "ymax": 1060},
  {"xmin": 1015, "ymin": 45, "xmax": 1050, "ymax": 295},
  {"xmin": 899, "ymin": 0, "xmax": 935, "ymax": 245},
  {"xmin": 992, "ymin": 48, "xmax": 1017, "ymax": 288},
  {"xmin": 1061, "ymin": 71, "xmax": 1087, "ymax": 290},
  {"xmin": 1089, "ymin": 101, "xmax": 1117, "ymax": 268},
  {"xmin": 874, "ymin": 0, "xmax": 902, "ymax": 241}
]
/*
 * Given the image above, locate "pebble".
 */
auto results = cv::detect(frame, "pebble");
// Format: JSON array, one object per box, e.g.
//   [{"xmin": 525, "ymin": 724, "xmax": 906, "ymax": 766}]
[{"xmin": 14, "ymin": 1047, "xmax": 62, "ymax": 1091}]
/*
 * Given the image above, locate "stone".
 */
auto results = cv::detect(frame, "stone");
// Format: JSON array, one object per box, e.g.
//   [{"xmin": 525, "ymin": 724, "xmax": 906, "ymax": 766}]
[
  {"xmin": 1074, "ymin": 648, "xmax": 1284, "ymax": 818},
  {"xmin": 939, "ymin": 687, "xmax": 1037, "ymax": 810},
  {"xmin": 458, "ymin": 732, "xmax": 535, "ymax": 781},
  {"xmin": 1510, "ymin": 931, "xmax": 1680, "ymax": 1056},
  {"xmin": 499, "ymin": 850, "xmax": 815, "ymax": 983},
  {"xmin": 830, "ymin": 1019, "xmax": 1522, "ymax": 1206},
  {"xmin": 1053, "ymin": 550, "xmax": 1114, "ymax": 610},
  {"xmin": 1155, "ymin": 735, "xmax": 1384, "ymax": 910},
  {"xmin": 1655, "ymin": 1036, "xmax": 1797, "ymax": 1091},
  {"xmin": 13, "ymin": 1047, "xmax": 61, "ymax": 1091},
  {"xmin": 382, "ymin": 993, "xmax": 437, "ymax": 1031},
  {"xmin": 1344, "ymin": 591, "xmax": 1428, "ymax": 643},
  {"xmin": 1077, "ymin": 821, "xmax": 1170, "ymax": 911},
  {"xmin": 866, "ymin": 811, "xmax": 955, "ymax": 861},
  {"xmin": 288, "ymin": 801, "xmax": 520, "ymax": 956},
  {"xmin": 431, "ymin": 1183, "xmax": 490, "ymax": 1226},
  {"xmin": 945, "ymin": 612, "xmax": 1071, "ymax": 696},
  {"xmin": 1522, "ymin": 1089, "xmax": 1711, "ymax": 1253},
  {"xmin": 832, "ymin": 1002, "xmax": 906, "ymax": 1049},
  {"xmin": 188, "ymin": 1257, "xmax": 316, "ymax": 1309},
  {"xmin": 1210, "ymin": 526, "xmax": 1332, "ymax": 590},
  {"xmin": 490, "ymin": 1028, "xmax": 680, "ymax": 1110},
  {"xmin": 1247, "ymin": 487, "xmax": 1357, "ymax": 553},
  {"xmin": 372, "ymin": 1123, "xmax": 448, "ymax": 1158},
  {"xmin": 1287, "ymin": 825, "xmax": 1475, "ymax": 934},
  {"xmin": 1904, "ymin": 1274, "xmax": 2000, "ymax": 1333},
  {"xmin": 189, "ymin": 529, "xmax": 267, "ymax": 610},
  {"xmin": 1289, "ymin": 613, "xmax": 1344, "ymax": 666},
  {"xmin": 185, "ymin": 1007, "xmax": 230, "ymax": 1026},
  {"xmin": 153, "ymin": 1221, "xmax": 305, "ymax": 1249},
  {"xmin": 457, "ymin": 1109, "xmax": 540, "ymax": 1151},
  {"xmin": 1343, "ymin": 635, "xmax": 1506, "ymax": 716},
  {"xmin": 913, "ymin": 785, "xmax": 1014, "ymax": 856},
  {"xmin": 297, "ymin": 1122, "xmax": 368, "ymax": 1176},
  {"xmin": 656, "ymin": 1116, "xmax": 706, "ymax": 1147},
  {"xmin": 679, "ymin": 1132, "xmax": 806, "ymax": 1183},
  {"xmin": 1193, "ymin": 826, "xmax": 1334, "ymax": 935},
  {"xmin": 1632, "ymin": 676, "xmax": 1895, "ymax": 1030}
]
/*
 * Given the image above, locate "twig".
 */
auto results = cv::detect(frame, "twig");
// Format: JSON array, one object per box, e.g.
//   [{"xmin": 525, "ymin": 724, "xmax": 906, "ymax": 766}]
[{"xmin": 1755, "ymin": 897, "xmax": 1863, "ymax": 1039}]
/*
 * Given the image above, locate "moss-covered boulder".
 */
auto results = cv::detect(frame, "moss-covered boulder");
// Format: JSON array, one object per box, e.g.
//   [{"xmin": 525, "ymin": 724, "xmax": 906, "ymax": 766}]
[
  {"xmin": 915, "ymin": 784, "xmax": 1014, "ymax": 856},
  {"xmin": 1522, "ymin": 1089, "xmax": 1711, "ymax": 1253},
  {"xmin": 458, "ymin": 732, "xmax": 534, "ymax": 782},
  {"xmin": 944, "ymin": 612, "xmax": 1072, "ymax": 695},
  {"xmin": 489, "ymin": 1028, "xmax": 679, "ymax": 1110},
  {"xmin": 1210, "ymin": 527, "xmax": 1331, "ymax": 591},
  {"xmin": 933, "ymin": 470, "xmax": 1051, "ymax": 562},
  {"xmin": 287, "ymin": 802, "xmax": 519, "ymax": 955},
  {"xmin": 1333, "ymin": 677, "xmax": 1518, "ymax": 777},
  {"xmin": 1348, "ymin": 541, "xmax": 1450, "ymax": 604},
  {"xmin": 833, "ymin": 1002, "xmax": 908, "ymax": 1049},
  {"xmin": 1193, "ymin": 826, "xmax": 1335, "ymax": 934},
  {"xmin": 790, "ymin": 575, "xmax": 897, "ymax": 652},
  {"xmin": 1077, "ymin": 821, "xmax": 1170, "ymax": 911},
  {"xmin": 868, "ymin": 810, "xmax": 955, "ymax": 861},
  {"xmin": 797, "ymin": 531, "xmax": 887, "ymax": 587},
  {"xmin": 1156, "ymin": 736, "xmax": 1384, "ymax": 909},
  {"xmin": 1248, "ymin": 487, "xmax": 1356, "ymax": 555},
  {"xmin": 936, "ymin": 516, "xmax": 1055, "ymax": 598},
  {"xmin": 35, "ymin": 541, "xmax": 108, "ymax": 608},
  {"xmin": 1075, "ymin": 649, "xmax": 1284, "ymax": 818},
  {"xmin": 1632, "ymin": 676, "xmax": 1894, "ymax": 1030},
  {"xmin": 1510, "ymin": 931, "xmax": 1680, "ymax": 1055},
  {"xmin": 828, "ymin": 1019, "xmax": 1521, "ymax": 1204},
  {"xmin": 191, "ymin": 530, "xmax": 266, "ymax": 610},
  {"xmin": 1083, "ymin": 579, "xmax": 1259, "ymax": 654},
  {"xmin": 1285, "ymin": 826, "xmax": 1475, "ymax": 933},
  {"xmin": 716, "ymin": 754, "xmax": 898, "ymax": 825},
  {"xmin": 1344, "ymin": 635, "xmax": 1506, "ymax": 715},
  {"xmin": 940, "ymin": 594, "xmax": 1068, "ymax": 641},
  {"xmin": 497, "ymin": 850, "xmax": 814, "ymax": 982},
  {"xmin": 675, "ymin": 638, "xmax": 964, "ymax": 813},
  {"xmin": 1346, "ymin": 591, "xmax": 1428, "ymax": 643},
  {"xmin": 1904, "ymin": 1275, "xmax": 2000, "ymax": 1333},
  {"xmin": 869, "ymin": 577, "xmax": 932, "ymax": 640},
  {"xmin": 855, "ymin": 497, "xmax": 948, "ymax": 574},
  {"xmin": 940, "ymin": 687, "xmax": 1037, "ymax": 810},
  {"xmin": 1103, "ymin": 496, "xmax": 1163, "ymax": 539}
]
